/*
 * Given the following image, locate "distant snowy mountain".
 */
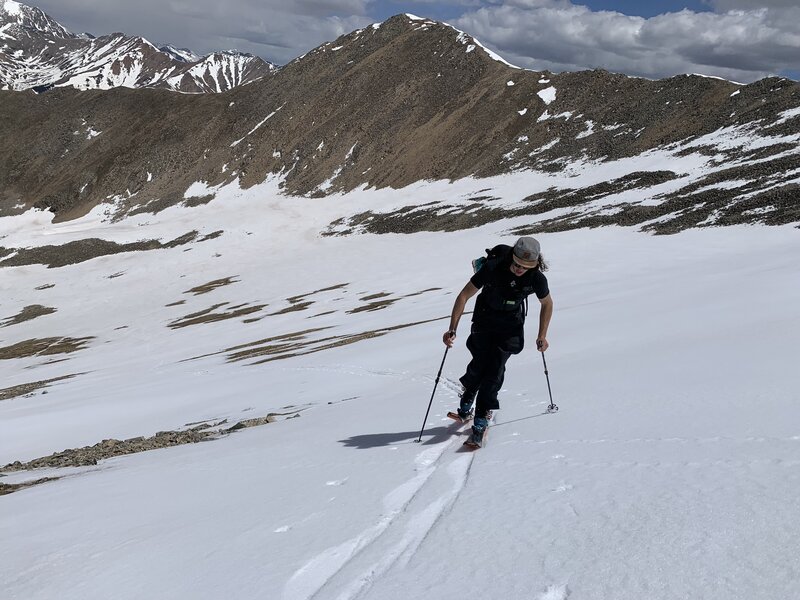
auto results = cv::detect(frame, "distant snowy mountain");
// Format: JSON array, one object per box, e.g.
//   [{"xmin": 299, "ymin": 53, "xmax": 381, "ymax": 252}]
[
  {"xmin": 159, "ymin": 45, "xmax": 201, "ymax": 63},
  {"xmin": 166, "ymin": 50, "xmax": 273, "ymax": 93},
  {"xmin": 0, "ymin": 0, "xmax": 276, "ymax": 92},
  {"xmin": 0, "ymin": 0, "xmax": 68, "ymax": 38}
]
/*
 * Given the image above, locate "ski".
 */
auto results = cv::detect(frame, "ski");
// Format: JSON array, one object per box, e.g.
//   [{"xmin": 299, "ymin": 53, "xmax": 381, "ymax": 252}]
[{"xmin": 446, "ymin": 410, "xmax": 472, "ymax": 424}]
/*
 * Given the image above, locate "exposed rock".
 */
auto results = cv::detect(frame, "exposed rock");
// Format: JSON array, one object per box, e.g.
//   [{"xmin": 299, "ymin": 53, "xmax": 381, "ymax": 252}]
[
  {"xmin": 168, "ymin": 302, "xmax": 268, "ymax": 329},
  {"xmin": 0, "ymin": 231, "xmax": 198, "ymax": 268},
  {"xmin": 184, "ymin": 276, "xmax": 239, "ymax": 295},
  {"xmin": 0, "ymin": 373, "xmax": 81, "ymax": 401},
  {"xmin": 0, "ymin": 477, "xmax": 59, "ymax": 496},
  {"xmin": 1, "ymin": 304, "xmax": 56, "ymax": 327},
  {"xmin": 0, "ymin": 337, "xmax": 94, "ymax": 360},
  {"xmin": 0, "ymin": 411, "xmax": 301, "ymax": 479}
]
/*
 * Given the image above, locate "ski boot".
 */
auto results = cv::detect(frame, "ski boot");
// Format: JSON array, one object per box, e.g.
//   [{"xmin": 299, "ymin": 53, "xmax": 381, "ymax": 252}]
[
  {"xmin": 447, "ymin": 390, "xmax": 476, "ymax": 424},
  {"xmin": 463, "ymin": 413, "xmax": 492, "ymax": 449},
  {"xmin": 464, "ymin": 425, "xmax": 487, "ymax": 449}
]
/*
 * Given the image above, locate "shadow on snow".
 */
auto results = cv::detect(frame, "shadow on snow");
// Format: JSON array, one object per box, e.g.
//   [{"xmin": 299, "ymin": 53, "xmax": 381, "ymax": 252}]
[{"xmin": 338, "ymin": 424, "xmax": 457, "ymax": 449}]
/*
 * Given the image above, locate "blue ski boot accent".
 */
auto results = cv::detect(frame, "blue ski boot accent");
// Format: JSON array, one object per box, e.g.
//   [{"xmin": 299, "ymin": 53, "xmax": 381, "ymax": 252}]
[
  {"xmin": 458, "ymin": 387, "xmax": 476, "ymax": 414},
  {"xmin": 473, "ymin": 415, "xmax": 489, "ymax": 431},
  {"xmin": 464, "ymin": 411, "xmax": 493, "ymax": 449},
  {"xmin": 464, "ymin": 426, "xmax": 486, "ymax": 449}
]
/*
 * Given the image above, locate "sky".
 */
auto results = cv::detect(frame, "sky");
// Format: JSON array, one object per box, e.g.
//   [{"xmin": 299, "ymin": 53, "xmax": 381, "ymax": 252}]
[{"xmin": 25, "ymin": 0, "xmax": 800, "ymax": 82}]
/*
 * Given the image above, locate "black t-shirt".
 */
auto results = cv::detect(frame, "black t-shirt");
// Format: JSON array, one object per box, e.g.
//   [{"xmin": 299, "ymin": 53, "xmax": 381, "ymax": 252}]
[{"xmin": 470, "ymin": 257, "xmax": 549, "ymax": 329}]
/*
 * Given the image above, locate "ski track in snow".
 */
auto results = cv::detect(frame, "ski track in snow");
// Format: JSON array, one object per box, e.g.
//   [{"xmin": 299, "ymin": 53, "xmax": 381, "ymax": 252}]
[{"xmin": 283, "ymin": 431, "xmax": 474, "ymax": 600}]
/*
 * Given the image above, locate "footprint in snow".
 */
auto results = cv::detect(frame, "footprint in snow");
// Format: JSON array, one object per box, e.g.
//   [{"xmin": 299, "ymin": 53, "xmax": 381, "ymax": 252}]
[{"xmin": 537, "ymin": 584, "xmax": 570, "ymax": 600}]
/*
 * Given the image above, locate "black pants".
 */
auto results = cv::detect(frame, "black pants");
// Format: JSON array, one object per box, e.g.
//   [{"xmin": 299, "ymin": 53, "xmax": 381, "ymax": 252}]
[{"xmin": 459, "ymin": 324, "xmax": 524, "ymax": 419}]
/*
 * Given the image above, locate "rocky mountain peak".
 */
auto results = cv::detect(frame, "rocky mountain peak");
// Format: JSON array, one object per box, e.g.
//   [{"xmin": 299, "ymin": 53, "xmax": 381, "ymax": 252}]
[
  {"xmin": 0, "ymin": 1, "xmax": 275, "ymax": 92},
  {"xmin": 0, "ymin": 0, "xmax": 72, "ymax": 39},
  {"xmin": 293, "ymin": 12, "xmax": 511, "ymax": 73}
]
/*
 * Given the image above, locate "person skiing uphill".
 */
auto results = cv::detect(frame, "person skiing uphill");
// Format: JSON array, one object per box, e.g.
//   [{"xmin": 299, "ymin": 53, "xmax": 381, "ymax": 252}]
[{"xmin": 443, "ymin": 236, "xmax": 553, "ymax": 448}]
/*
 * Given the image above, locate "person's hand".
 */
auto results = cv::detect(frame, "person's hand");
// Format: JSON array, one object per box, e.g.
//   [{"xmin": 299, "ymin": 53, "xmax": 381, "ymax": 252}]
[
  {"xmin": 443, "ymin": 330, "xmax": 456, "ymax": 348},
  {"xmin": 536, "ymin": 338, "xmax": 549, "ymax": 352}
]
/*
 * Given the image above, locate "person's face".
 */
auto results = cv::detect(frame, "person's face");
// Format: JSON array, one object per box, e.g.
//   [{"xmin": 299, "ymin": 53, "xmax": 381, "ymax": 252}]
[{"xmin": 510, "ymin": 256, "xmax": 537, "ymax": 275}]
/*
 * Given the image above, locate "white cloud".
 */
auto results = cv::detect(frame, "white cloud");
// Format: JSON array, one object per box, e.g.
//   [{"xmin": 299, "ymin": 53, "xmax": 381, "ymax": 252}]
[
  {"xmin": 453, "ymin": 2, "xmax": 800, "ymax": 82},
  {"xmin": 709, "ymin": 0, "xmax": 800, "ymax": 9}
]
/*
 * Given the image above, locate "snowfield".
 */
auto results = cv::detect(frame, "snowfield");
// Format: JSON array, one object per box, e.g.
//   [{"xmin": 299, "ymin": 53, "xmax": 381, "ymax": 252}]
[{"xmin": 1, "ymin": 175, "xmax": 799, "ymax": 600}]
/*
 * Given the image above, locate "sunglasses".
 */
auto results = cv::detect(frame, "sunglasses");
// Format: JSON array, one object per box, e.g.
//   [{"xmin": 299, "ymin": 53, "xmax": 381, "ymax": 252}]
[{"xmin": 511, "ymin": 258, "xmax": 535, "ymax": 270}]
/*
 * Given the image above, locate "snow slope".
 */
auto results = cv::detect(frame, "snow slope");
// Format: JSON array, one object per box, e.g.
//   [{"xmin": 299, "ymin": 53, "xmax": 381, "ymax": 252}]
[{"xmin": 1, "ymin": 175, "xmax": 799, "ymax": 600}]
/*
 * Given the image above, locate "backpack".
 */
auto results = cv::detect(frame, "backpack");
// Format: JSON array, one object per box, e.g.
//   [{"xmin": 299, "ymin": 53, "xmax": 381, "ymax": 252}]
[
  {"xmin": 472, "ymin": 244, "xmax": 511, "ymax": 274},
  {"xmin": 471, "ymin": 244, "xmax": 531, "ymax": 321}
]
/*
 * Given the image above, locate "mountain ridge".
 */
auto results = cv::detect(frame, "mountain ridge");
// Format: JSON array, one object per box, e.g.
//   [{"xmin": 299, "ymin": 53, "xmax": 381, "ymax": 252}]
[{"xmin": 1, "ymin": 12, "xmax": 798, "ymax": 232}]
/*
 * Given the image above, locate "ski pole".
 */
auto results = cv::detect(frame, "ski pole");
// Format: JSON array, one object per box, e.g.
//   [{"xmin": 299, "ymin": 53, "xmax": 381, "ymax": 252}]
[
  {"xmin": 537, "ymin": 341, "xmax": 558, "ymax": 413},
  {"xmin": 415, "ymin": 345, "xmax": 450, "ymax": 443}
]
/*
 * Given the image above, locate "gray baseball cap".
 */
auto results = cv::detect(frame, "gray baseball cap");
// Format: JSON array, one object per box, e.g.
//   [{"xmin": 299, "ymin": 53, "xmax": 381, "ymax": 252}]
[{"xmin": 513, "ymin": 237, "xmax": 541, "ymax": 268}]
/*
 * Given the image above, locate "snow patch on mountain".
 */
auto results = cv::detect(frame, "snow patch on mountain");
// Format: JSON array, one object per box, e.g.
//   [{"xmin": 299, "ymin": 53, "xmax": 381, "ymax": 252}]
[
  {"xmin": 576, "ymin": 120, "xmax": 595, "ymax": 139},
  {"xmin": 775, "ymin": 106, "xmax": 800, "ymax": 125},
  {"xmin": 160, "ymin": 44, "xmax": 200, "ymax": 63},
  {"xmin": 451, "ymin": 25, "xmax": 521, "ymax": 69},
  {"xmin": 2, "ymin": 0, "xmax": 22, "ymax": 16},
  {"xmin": 538, "ymin": 86, "xmax": 557, "ymax": 105},
  {"xmin": 230, "ymin": 104, "xmax": 285, "ymax": 147},
  {"xmin": 184, "ymin": 180, "xmax": 223, "ymax": 199}
]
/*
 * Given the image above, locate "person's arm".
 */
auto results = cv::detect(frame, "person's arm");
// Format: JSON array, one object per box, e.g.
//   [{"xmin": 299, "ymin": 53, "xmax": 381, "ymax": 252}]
[
  {"xmin": 443, "ymin": 282, "xmax": 479, "ymax": 347},
  {"xmin": 536, "ymin": 293, "xmax": 553, "ymax": 352}
]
